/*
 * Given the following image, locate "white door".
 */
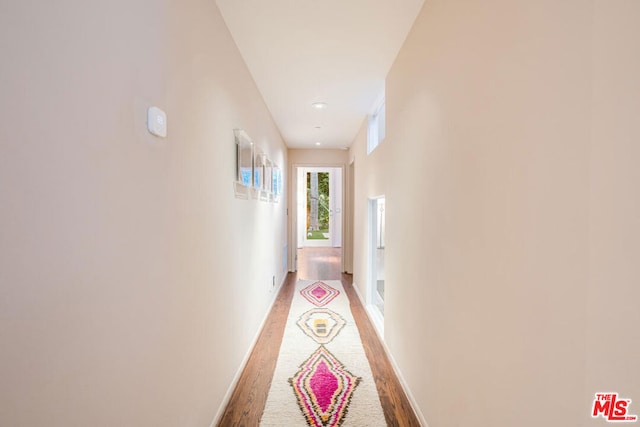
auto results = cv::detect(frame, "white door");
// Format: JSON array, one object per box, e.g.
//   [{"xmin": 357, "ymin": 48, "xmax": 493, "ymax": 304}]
[{"xmin": 303, "ymin": 168, "xmax": 332, "ymax": 248}]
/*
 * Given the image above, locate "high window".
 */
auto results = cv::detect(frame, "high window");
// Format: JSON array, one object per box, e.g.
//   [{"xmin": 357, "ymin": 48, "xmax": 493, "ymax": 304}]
[{"xmin": 367, "ymin": 97, "xmax": 386, "ymax": 154}]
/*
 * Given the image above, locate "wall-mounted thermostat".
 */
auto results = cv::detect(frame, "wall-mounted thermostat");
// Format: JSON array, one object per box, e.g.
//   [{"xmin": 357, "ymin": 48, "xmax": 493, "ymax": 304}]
[{"xmin": 147, "ymin": 106, "xmax": 167, "ymax": 138}]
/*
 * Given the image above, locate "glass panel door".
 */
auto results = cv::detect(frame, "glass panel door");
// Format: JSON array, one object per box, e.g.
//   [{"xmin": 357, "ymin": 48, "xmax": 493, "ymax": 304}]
[{"xmin": 305, "ymin": 171, "xmax": 331, "ymax": 247}]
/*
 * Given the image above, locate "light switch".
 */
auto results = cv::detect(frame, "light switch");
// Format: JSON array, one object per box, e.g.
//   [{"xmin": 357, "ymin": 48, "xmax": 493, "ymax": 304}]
[{"xmin": 147, "ymin": 106, "xmax": 167, "ymax": 138}]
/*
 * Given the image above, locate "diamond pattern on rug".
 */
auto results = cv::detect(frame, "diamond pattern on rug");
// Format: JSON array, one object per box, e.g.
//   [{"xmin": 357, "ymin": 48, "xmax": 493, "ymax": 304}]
[
  {"xmin": 300, "ymin": 281, "xmax": 340, "ymax": 307},
  {"xmin": 289, "ymin": 346, "xmax": 361, "ymax": 427},
  {"xmin": 296, "ymin": 308, "xmax": 346, "ymax": 345}
]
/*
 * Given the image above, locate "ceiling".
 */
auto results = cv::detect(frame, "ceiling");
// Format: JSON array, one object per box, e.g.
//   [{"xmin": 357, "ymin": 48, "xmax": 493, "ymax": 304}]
[{"xmin": 216, "ymin": 0, "xmax": 425, "ymax": 149}]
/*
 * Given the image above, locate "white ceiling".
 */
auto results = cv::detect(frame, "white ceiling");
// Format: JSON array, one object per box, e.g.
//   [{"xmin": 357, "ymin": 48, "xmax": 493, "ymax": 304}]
[{"xmin": 216, "ymin": 0, "xmax": 425, "ymax": 149}]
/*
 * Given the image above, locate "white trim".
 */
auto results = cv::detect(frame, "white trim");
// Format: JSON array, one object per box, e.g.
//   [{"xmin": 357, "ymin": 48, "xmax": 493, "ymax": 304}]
[
  {"xmin": 209, "ymin": 273, "xmax": 289, "ymax": 427},
  {"xmin": 351, "ymin": 282, "xmax": 429, "ymax": 427},
  {"xmin": 367, "ymin": 196, "xmax": 385, "ymax": 324},
  {"xmin": 366, "ymin": 304, "xmax": 384, "ymax": 337}
]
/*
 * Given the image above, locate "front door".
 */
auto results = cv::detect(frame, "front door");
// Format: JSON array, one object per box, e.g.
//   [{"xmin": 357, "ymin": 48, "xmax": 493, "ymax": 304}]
[{"xmin": 304, "ymin": 170, "xmax": 332, "ymax": 247}]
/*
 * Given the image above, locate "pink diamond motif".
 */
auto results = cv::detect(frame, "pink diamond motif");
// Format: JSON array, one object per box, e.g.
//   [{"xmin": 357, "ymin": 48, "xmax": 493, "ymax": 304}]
[
  {"xmin": 310, "ymin": 361, "xmax": 338, "ymax": 413},
  {"xmin": 300, "ymin": 282, "xmax": 340, "ymax": 307},
  {"xmin": 289, "ymin": 346, "xmax": 360, "ymax": 426},
  {"xmin": 311, "ymin": 286, "xmax": 329, "ymax": 299}
]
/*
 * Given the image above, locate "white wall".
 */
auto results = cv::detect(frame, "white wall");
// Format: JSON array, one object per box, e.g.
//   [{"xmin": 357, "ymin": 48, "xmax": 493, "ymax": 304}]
[
  {"xmin": 0, "ymin": 1, "xmax": 287, "ymax": 426},
  {"xmin": 350, "ymin": 1, "xmax": 640, "ymax": 426}
]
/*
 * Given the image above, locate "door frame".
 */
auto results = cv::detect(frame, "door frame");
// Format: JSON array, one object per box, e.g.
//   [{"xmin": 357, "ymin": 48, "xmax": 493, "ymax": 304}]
[
  {"xmin": 289, "ymin": 162, "xmax": 346, "ymax": 273},
  {"xmin": 367, "ymin": 195, "xmax": 385, "ymax": 336}
]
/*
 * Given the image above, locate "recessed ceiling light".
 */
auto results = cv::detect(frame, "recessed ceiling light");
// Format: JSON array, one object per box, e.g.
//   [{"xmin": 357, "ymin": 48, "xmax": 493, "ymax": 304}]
[
  {"xmin": 314, "ymin": 126, "xmax": 322, "ymax": 129},
  {"xmin": 315, "ymin": 142, "xmax": 321, "ymax": 146},
  {"xmin": 312, "ymin": 102, "xmax": 328, "ymax": 109}
]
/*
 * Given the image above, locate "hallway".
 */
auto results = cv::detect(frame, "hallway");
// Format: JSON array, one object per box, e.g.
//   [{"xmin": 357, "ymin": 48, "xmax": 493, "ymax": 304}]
[
  {"xmin": 2, "ymin": 1, "xmax": 639, "ymax": 426},
  {"xmin": 217, "ymin": 248, "xmax": 420, "ymax": 426}
]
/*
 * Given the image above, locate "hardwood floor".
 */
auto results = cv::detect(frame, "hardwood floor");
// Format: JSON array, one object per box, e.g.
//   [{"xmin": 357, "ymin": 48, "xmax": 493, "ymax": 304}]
[
  {"xmin": 296, "ymin": 247, "xmax": 343, "ymax": 280},
  {"xmin": 216, "ymin": 248, "xmax": 421, "ymax": 426}
]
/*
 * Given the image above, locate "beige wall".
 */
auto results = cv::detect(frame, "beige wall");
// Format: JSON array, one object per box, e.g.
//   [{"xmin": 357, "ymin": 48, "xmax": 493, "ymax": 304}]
[
  {"xmin": 587, "ymin": 1, "xmax": 640, "ymax": 424},
  {"xmin": 288, "ymin": 148, "xmax": 349, "ymax": 166},
  {"xmin": 350, "ymin": 1, "xmax": 640, "ymax": 426},
  {"xmin": 0, "ymin": 1, "xmax": 287, "ymax": 426}
]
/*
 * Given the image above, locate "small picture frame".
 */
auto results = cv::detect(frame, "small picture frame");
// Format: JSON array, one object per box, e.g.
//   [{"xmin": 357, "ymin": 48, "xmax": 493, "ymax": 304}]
[
  {"xmin": 253, "ymin": 150, "xmax": 264, "ymax": 191},
  {"xmin": 264, "ymin": 158, "xmax": 273, "ymax": 192},
  {"xmin": 272, "ymin": 165, "xmax": 282, "ymax": 201},
  {"xmin": 234, "ymin": 129, "xmax": 254, "ymax": 198}
]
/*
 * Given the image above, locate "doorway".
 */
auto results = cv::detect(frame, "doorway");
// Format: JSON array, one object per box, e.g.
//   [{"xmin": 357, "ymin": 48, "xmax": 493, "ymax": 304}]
[
  {"xmin": 368, "ymin": 196, "xmax": 385, "ymax": 334},
  {"xmin": 294, "ymin": 166, "xmax": 343, "ymax": 276},
  {"xmin": 296, "ymin": 167, "xmax": 342, "ymax": 249}
]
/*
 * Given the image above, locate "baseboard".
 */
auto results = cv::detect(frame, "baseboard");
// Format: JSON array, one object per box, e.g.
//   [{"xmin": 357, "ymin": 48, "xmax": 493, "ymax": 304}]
[
  {"xmin": 380, "ymin": 337, "xmax": 429, "ymax": 427},
  {"xmin": 209, "ymin": 273, "xmax": 289, "ymax": 427},
  {"xmin": 351, "ymin": 281, "xmax": 429, "ymax": 427}
]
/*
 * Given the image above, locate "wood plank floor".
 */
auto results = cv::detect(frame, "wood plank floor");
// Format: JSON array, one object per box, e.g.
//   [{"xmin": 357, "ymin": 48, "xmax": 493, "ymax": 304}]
[
  {"xmin": 296, "ymin": 247, "xmax": 343, "ymax": 280},
  {"xmin": 216, "ymin": 248, "xmax": 421, "ymax": 426}
]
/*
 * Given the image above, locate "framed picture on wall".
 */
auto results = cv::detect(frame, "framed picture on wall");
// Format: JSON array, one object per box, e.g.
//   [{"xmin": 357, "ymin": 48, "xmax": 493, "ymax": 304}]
[
  {"xmin": 264, "ymin": 157, "xmax": 273, "ymax": 198},
  {"xmin": 234, "ymin": 129, "xmax": 253, "ymax": 198},
  {"xmin": 253, "ymin": 150, "xmax": 264, "ymax": 197},
  {"xmin": 272, "ymin": 164, "xmax": 282, "ymax": 201}
]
